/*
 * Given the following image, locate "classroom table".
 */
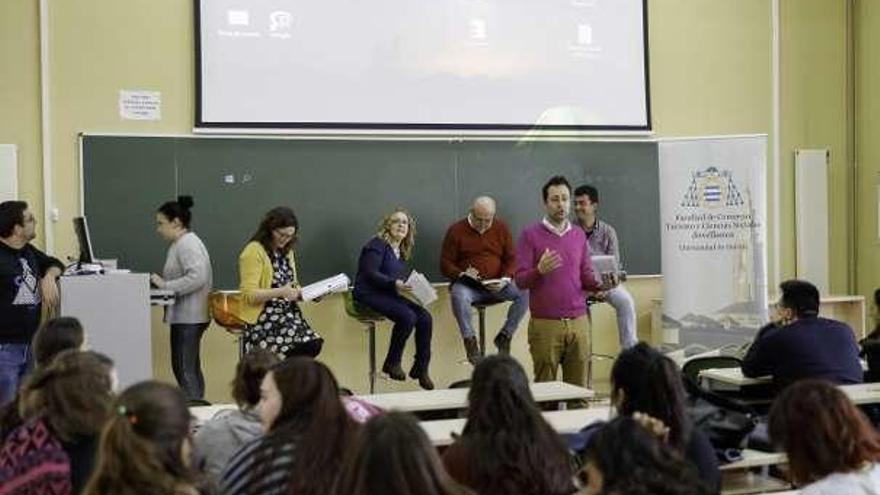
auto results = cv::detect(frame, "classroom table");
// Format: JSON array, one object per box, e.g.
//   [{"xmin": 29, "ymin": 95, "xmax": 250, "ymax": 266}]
[
  {"xmin": 361, "ymin": 381, "xmax": 594, "ymax": 413},
  {"xmin": 699, "ymin": 368, "xmax": 880, "ymax": 406},
  {"xmin": 190, "ymin": 381, "xmax": 594, "ymax": 426},
  {"xmin": 420, "ymin": 405, "xmax": 613, "ymax": 446}
]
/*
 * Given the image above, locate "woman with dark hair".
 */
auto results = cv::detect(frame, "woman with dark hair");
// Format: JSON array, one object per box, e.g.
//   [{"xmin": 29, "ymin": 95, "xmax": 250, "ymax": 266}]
[
  {"xmin": 151, "ymin": 196, "xmax": 213, "ymax": 401},
  {"xmin": 193, "ymin": 349, "xmax": 279, "ymax": 476},
  {"xmin": 83, "ymin": 381, "xmax": 208, "ymax": 495},
  {"xmin": 0, "ymin": 350, "xmax": 115, "ymax": 495},
  {"xmin": 32, "ymin": 316, "xmax": 86, "ymax": 368},
  {"xmin": 238, "ymin": 207, "xmax": 322, "ymax": 359},
  {"xmin": 578, "ymin": 416, "xmax": 711, "ymax": 495},
  {"xmin": 609, "ymin": 343, "xmax": 719, "ymax": 492},
  {"xmin": 353, "ymin": 207, "xmax": 434, "ymax": 389},
  {"xmin": 442, "ymin": 355, "xmax": 575, "ymax": 495},
  {"xmin": 333, "ymin": 411, "xmax": 473, "ymax": 495},
  {"xmin": 219, "ymin": 357, "xmax": 358, "ymax": 495},
  {"xmin": 769, "ymin": 379, "xmax": 880, "ymax": 493},
  {"xmin": 0, "ymin": 316, "xmax": 87, "ymax": 440}
]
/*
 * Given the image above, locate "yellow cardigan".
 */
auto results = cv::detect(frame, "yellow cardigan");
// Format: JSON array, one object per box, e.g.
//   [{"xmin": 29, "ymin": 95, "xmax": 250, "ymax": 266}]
[{"xmin": 238, "ymin": 241, "xmax": 298, "ymax": 325}]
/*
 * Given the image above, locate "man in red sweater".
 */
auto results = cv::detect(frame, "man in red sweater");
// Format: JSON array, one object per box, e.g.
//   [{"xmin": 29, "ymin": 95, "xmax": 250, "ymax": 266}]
[{"xmin": 440, "ymin": 196, "xmax": 528, "ymax": 365}]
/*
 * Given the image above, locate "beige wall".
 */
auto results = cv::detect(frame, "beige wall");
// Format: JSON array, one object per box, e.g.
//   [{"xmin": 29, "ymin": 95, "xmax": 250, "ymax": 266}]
[
  {"xmin": 0, "ymin": 0, "xmax": 43, "ymax": 246},
  {"xmin": 0, "ymin": 1, "xmax": 862, "ymax": 401},
  {"xmin": 856, "ymin": 2, "xmax": 880, "ymax": 300}
]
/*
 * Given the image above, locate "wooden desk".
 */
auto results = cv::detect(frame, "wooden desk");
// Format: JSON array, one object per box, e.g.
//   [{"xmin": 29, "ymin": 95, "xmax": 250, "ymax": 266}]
[
  {"xmin": 361, "ymin": 381, "xmax": 594, "ymax": 413},
  {"xmin": 421, "ymin": 406, "xmax": 613, "ymax": 447},
  {"xmin": 700, "ymin": 368, "xmax": 771, "ymax": 390},
  {"xmin": 839, "ymin": 383, "xmax": 880, "ymax": 405},
  {"xmin": 721, "ymin": 471, "xmax": 792, "ymax": 495},
  {"xmin": 720, "ymin": 449, "xmax": 787, "ymax": 471}
]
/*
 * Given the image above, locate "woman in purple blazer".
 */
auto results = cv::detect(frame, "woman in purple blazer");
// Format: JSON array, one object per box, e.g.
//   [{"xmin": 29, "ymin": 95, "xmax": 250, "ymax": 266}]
[{"xmin": 353, "ymin": 208, "xmax": 434, "ymax": 390}]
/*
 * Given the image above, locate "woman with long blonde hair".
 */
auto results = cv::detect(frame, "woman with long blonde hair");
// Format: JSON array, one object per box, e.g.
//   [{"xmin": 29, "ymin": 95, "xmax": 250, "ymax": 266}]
[{"xmin": 353, "ymin": 207, "xmax": 435, "ymax": 389}]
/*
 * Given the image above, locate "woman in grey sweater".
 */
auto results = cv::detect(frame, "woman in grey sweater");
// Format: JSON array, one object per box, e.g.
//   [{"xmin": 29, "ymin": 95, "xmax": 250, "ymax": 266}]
[{"xmin": 151, "ymin": 196, "xmax": 213, "ymax": 401}]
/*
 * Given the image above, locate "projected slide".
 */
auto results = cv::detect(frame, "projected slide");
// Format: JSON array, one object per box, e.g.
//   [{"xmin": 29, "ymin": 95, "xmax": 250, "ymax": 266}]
[{"xmin": 197, "ymin": 0, "xmax": 650, "ymax": 131}]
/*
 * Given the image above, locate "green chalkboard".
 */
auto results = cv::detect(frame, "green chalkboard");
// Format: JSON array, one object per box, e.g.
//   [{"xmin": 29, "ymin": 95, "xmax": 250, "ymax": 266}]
[{"xmin": 82, "ymin": 135, "xmax": 660, "ymax": 288}]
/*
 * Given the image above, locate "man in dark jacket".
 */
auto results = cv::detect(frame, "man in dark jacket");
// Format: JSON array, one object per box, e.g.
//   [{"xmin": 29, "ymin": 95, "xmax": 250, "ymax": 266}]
[
  {"xmin": 742, "ymin": 279, "xmax": 862, "ymax": 389},
  {"xmin": 0, "ymin": 201, "xmax": 64, "ymax": 404}
]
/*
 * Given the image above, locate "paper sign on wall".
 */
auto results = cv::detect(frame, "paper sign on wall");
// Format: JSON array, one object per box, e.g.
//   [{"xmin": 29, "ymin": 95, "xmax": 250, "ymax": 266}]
[{"xmin": 119, "ymin": 90, "xmax": 161, "ymax": 121}]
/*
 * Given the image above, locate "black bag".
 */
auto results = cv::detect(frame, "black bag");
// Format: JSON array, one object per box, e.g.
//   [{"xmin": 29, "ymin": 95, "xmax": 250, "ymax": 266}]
[{"xmin": 684, "ymin": 376, "xmax": 758, "ymax": 454}]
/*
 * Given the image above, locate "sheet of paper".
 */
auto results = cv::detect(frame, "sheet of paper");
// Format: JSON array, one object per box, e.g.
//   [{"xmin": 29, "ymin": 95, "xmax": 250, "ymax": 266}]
[
  {"xmin": 405, "ymin": 270, "xmax": 437, "ymax": 306},
  {"xmin": 481, "ymin": 277, "xmax": 511, "ymax": 287},
  {"xmin": 119, "ymin": 89, "xmax": 162, "ymax": 121},
  {"xmin": 300, "ymin": 273, "xmax": 350, "ymax": 301}
]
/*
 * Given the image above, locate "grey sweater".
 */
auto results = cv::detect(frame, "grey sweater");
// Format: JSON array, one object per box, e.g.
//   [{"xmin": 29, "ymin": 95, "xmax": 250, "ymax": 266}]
[
  {"xmin": 193, "ymin": 408, "xmax": 262, "ymax": 477},
  {"xmin": 158, "ymin": 232, "xmax": 212, "ymax": 324}
]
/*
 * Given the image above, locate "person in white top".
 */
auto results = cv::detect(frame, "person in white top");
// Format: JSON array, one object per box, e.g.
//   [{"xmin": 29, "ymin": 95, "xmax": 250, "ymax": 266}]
[{"xmin": 769, "ymin": 379, "xmax": 880, "ymax": 495}]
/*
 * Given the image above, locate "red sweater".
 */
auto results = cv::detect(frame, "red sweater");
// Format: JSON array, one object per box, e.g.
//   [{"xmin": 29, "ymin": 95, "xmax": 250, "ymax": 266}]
[{"xmin": 440, "ymin": 218, "xmax": 516, "ymax": 280}]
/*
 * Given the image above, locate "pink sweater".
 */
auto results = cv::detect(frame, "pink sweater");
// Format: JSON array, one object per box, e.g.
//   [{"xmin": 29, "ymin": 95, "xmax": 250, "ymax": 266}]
[{"xmin": 515, "ymin": 222, "xmax": 600, "ymax": 319}]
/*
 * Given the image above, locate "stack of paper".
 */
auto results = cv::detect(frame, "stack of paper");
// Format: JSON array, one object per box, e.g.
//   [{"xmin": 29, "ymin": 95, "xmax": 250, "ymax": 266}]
[
  {"xmin": 301, "ymin": 273, "xmax": 351, "ymax": 301},
  {"xmin": 404, "ymin": 270, "xmax": 438, "ymax": 307}
]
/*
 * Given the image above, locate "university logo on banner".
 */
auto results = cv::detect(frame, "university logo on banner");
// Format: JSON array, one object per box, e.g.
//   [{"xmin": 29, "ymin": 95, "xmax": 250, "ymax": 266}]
[{"xmin": 659, "ymin": 136, "xmax": 768, "ymax": 352}]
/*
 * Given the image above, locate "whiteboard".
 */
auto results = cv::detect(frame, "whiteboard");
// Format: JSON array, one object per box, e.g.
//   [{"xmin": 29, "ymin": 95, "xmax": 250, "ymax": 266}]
[
  {"xmin": 795, "ymin": 149, "xmax": 829, "ymax": 294},
  {"xmin": 0, "ymin": 145, "xmax": 16, "ymax": 201}
]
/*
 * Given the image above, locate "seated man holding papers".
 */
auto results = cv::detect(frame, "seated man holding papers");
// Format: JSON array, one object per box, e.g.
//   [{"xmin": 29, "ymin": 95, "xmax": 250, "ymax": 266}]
[
  {"xmin": 742, "ymin": 279, "xmax": 862, "ymax": 389},
  {"xmin": 441, "ymin": 196, "xmax": 528, "ymax": 364}
]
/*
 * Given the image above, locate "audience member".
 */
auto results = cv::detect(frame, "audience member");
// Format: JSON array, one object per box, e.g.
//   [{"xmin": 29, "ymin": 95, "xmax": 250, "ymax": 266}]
[
  {"xmin": 192, "ymin": 349, "xmax": 278, "ymax": 477},
  {"xmin": 442, "ymin": 355, "xmax": 576, "ymax": 495},
  {"xmin": 577, "ymin": 416, "xmax": 711, "ymax": 495},
  {"xmin": 354, "ymin": 207, "xmax": 435, "ymax": 389},
  {"xmin": 333, "ymin": 411, "xmax": 474, "ymax": 495},
  {"xmin": 0, "ymin": 350, "xmax": 114, "ymax": 494},
  {"xmin": 220, "ymin": 357, "xmax": 358, "ymax": 495},
  {"xmin": 743, "ymin": 279, "xmax": 862, "ymax": 388},
  {"xmin": 608, "ymin": 343, "xmax": 720, "ymax": 491},
  {"xmin": 0, "ymin": 316, "xmax": 87, "ymax": 441},
  {"xmin": 84, "ymin": 380, "xmax": 208, "ymax": 495},
  {"xmin": 769, "ymin": 379, "xmax": 880, "ymax": 494}
]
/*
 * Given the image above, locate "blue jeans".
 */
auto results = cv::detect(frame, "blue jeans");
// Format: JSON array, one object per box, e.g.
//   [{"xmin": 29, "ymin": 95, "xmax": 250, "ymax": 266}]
[
  {"xmin": 0, "ymin": 343, "xmax": 31, "ymax": 406},
  {"xmin": 605, "ymin": 285, "xmax": 638, "ymax": 349},
  {"xmin": 450, "ymin": 281, "xmax": 529, "ymax": 340},
  {"xmin": 170, "ymin": 323, "xmax": 208, "ymax": 401}
]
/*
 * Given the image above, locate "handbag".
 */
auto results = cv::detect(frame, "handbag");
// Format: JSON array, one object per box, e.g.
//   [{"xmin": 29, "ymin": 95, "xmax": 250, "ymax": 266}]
[{"xmin": 683, "ymin": 376, "xmax": 758, "ymax": 455}]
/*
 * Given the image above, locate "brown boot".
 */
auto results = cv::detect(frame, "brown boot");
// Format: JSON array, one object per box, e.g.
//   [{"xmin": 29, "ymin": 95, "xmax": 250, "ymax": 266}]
[{"xmin": 463, "ymin": 337, "xmax": 481, "ymax": 365}]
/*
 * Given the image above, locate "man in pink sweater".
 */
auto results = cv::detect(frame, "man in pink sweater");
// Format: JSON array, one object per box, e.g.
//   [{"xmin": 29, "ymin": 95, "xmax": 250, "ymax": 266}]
[{"xmin": 515, "ymin": 175, "xmax": 602, "ymax": 387}]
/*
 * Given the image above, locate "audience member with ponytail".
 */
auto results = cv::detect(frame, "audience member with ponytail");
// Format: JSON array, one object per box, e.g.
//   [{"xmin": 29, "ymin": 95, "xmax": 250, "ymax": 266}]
[
  {"xmin": 151, "ymin": 195, "xmax": 213, "ymax": 401},
  {"xmin": 577, "ymin": 416, "xmax": 711, "ymax": 495},
  {"xmin": 0, "ymin": 350, "xmax": 115, "ymax": 495},
  {"xmin": 607, "ymin": 343, "xmax": 719, "ymax": 492},
  {"xmin": 219, "ymin": 357, "xmax": 359, "ymax": 495},
  {"xmin": 333, "ymin": 411, "xmax": 474, "ymax": 495},
  {"xmin": 769, "ymin": 379, "xmax": 880, "ymax": 494},
  {"xmin": 442, "ymin": 355, "xmax": 576, "ymax": 495},
  {"xmin": 84, "ymin": 380, "xmax": 208, "ymax": 495}
]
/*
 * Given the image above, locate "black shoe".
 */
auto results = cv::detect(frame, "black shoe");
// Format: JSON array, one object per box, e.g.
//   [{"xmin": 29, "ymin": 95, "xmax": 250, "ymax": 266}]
[
  {"xmin": 409, "ymin": 367, "xmax": 435, "ymax": 390},
  {"xmin": 494, "ymin": 332, "xmax": 511, "ymax": 355},
  {"xmin": 463, "ymin": 337, "xmax": 481, "ymax": 365},
  {"xmin": 382, "ymin": 362, "xmax": 406, "ymax": 381}
]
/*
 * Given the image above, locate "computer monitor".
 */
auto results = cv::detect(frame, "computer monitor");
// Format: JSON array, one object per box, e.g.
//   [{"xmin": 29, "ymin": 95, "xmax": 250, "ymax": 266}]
[{"xmin": 73, "ymin": 216, "xmax": 95, "ymax": 264}]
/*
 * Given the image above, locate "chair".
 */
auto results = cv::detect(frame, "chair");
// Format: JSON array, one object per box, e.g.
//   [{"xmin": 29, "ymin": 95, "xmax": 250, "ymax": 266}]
[
  {"xmin": 585, "ymin": 296, "xmax": 617, "ymax": 390},
  {"xmin": 343, "ymin": 291, "xmax": 386, "ymax": 394},
  {"xmin": 472, "ymin": 301, "xmax": 505, "ymax": 357},
  {"xmin": 209, "ymin": 290, "xmax": 248, "ymax": 359}
]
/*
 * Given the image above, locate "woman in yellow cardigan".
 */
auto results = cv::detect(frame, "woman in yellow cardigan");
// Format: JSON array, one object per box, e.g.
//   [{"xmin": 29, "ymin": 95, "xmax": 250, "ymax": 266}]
[{"xmin": 238, "ymin": 207, "xmax": 322, "ymax": 359}]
